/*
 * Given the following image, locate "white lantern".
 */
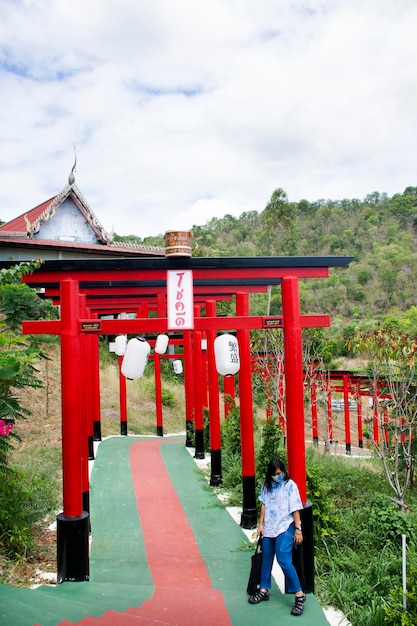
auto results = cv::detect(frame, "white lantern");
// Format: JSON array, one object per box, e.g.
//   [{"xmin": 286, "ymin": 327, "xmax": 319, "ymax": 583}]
[
  {"xmin": 173, "ymin": 359, "xmax": 183, "ymax": 374},
  {"xmin": 114, "ymin": 334, "xmax": 128, "ymax": 356},
  {"xmin": 214, "ymin": 334, "xmax": 240, "ymax": 376},
  {"xmin": 155, "ymin": 334, "xmax": 169, "ymax": 354},
  {"xmin": 121, "ymin": 337, "xmax": 150, "ymax": 380}
]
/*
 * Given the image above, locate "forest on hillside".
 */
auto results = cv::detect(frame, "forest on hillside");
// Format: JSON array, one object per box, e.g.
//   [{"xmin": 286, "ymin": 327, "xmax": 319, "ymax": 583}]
[{"xmin": 113, "ymin": 186, "xmax": 417, "ymax": 353}]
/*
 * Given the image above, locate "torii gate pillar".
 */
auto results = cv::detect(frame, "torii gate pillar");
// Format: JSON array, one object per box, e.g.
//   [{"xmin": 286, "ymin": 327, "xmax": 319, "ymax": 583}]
[
  {"xmin": 282, "ymin": 276, "xmax": 314, "ymax": 593},
  {"xmin": 56, "ymin": 279, "xmax": 89, "ymax": 583},
  {"xmin": 236, "ymin": 292, "xmax": 257, "ymax": 528}
]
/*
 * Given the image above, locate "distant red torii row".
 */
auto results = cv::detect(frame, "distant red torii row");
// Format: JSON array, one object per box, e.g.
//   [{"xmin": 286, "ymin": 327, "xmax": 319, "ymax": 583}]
[{"xmin": 253, "ymin": 358, "xmax": 395, "ymax": 453}]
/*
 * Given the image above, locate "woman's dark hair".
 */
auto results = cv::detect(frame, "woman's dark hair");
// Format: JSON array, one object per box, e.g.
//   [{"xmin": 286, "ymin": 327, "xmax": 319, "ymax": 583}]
[{"xmin": 263, "ymin": 458, "xmax": 289, "ymax": 491}]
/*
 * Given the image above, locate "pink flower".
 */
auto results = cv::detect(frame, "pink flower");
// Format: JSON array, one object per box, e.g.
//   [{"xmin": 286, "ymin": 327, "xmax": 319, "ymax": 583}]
[{"xmin": 0, "ymin": 420, "xmax": 13, "ymax": 436}]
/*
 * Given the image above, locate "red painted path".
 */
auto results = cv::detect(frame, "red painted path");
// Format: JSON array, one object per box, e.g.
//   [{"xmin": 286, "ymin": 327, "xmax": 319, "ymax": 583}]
[{"xmin": 62, "ymin": 439, "xmax": 232, "ymax": 625}]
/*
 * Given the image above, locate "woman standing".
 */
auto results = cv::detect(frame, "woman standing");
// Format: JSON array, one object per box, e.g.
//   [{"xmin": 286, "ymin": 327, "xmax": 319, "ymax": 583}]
[{"xmin": 248, "ymin": 458, "xmax": 306, "ymax": 616}]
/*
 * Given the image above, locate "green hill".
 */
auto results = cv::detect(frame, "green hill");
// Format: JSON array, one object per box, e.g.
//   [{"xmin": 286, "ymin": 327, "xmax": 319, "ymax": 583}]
[{"xmin": 115, "ymin": 185, "xmax": 417, "ymax": 353}]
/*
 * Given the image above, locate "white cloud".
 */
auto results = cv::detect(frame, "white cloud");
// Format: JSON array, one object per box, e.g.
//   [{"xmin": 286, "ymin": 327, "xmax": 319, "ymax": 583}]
[{"xmin": 1, "ymin": 0, "xmax": 417, "ymax": 236}]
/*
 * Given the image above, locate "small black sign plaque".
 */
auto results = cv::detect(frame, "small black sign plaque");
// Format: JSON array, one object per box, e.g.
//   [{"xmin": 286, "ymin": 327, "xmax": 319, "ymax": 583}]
[
  {"xmin": 81, "ymin": 322, "xmax": 101, "ymax": 331},
  {"xmin": 263, "ymin": 318, "xmax": 283, "ymax": 328}
]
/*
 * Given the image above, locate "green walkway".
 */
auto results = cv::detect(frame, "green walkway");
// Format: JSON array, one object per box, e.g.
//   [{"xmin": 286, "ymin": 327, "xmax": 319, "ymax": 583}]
[{"xmin": 0, "ymin": 437, "xmax": 332, "ymax": 625}]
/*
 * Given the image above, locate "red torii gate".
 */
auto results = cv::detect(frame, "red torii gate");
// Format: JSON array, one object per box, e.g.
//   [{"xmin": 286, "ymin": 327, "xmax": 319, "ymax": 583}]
[
  {"xmin": 21, "ymin": 255, "xmax": 351, "ymax": 587},
  {"xmin": 319, "ymin": 371, "xmax": 393, "ymax": 450}
]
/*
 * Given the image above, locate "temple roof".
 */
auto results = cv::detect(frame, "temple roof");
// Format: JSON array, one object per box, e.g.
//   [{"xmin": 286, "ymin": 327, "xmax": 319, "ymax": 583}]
[
  {"xmin": 0, "ymin": 183, "xmax": 111, "ymax": 243},
  {"xmin": 0, "ymin": 176, "xmax": 164, "ymax": 259}
]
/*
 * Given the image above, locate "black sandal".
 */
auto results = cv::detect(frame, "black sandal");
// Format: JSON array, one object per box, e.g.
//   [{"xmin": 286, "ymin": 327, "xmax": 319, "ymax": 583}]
[
  {"xmin": 291, "ymin": 593, "xmax": 306, "ymax": 615},
  {"xmin": 248, "ymin": 589, "xmax": 269, "ymax": 604}
]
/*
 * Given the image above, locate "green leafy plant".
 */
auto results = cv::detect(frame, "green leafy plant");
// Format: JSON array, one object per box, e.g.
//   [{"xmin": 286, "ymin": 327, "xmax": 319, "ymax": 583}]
[
  {"xmin": 0, "ymin": 469, "xmax": 35, "ymax": 558},
  {"xmin": 216, "ymin": 448, "xmax": 243, "ymax": 504},
  {"xmin": 217, "ymin": 404, "xmax": 244, "ymax": 502},
  {"xmin": 306, "ymin": 458, "xmax": 338, "ymax": 541},
  {"xmin": 256, "ymin": 418, "xmax": 285, "ymax": 484},
  {"xmin": 221, "ymin": 403, "xmax": 241, "ymax": 456},
  {"xmin": 0, "ymin": 333, "xmax": 43, "ymax": 471},
  {"xmin": 203, "ymin": 407, "xmax": 210, "ymax": 452},
  {"xmin": 384, "ymin": 564, "xmax": 417, "ymax": 625},
  {"xmin": 161, "ymin": 388, "xmax": 176, "ymax": 408},
  {"xmin": 364, "ymin": 494, "xmax": 416, "ymax": 548},
  {"xmin": 0, "ymin": 283, "xmax": 42, "ymax": 331},
  {"xmin": 0, "ymin": 259, "xmax": 43, "ymax": 286}
]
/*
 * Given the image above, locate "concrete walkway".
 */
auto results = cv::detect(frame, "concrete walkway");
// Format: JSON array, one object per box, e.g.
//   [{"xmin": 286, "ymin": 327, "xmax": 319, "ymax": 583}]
[{"xmin": 0, "ymin": 436, "xmax": 338, "ymax": 625}]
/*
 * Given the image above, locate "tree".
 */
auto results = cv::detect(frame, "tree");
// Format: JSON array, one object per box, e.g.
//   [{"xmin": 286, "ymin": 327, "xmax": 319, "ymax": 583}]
[
  {"xmin": 352, "ymin": 327, "xmax": 417, "ymax": 510},
  {"xmin": 250, "ymin": 326, "xmax": 331, "ymax": 432},
  {"xmin": 259, "ymin": 188, "xmax": 300, "ymax": 255},
  {"xmin": 0, "ymin": 335, "xmax": 43, "ymax": 470},
  {"xmin": 0, "ymin": 283, "xmax": 42, "ymax": 331},
  {"xmin": 0, "ymin": 259, "xmax": 45, "ymax": 470}
]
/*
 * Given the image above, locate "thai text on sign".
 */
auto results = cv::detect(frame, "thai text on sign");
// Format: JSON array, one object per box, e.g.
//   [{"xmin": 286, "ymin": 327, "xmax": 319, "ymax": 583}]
[{"xmin": 167, "ymin": 270, "xmax": 194, "ymax": 330}]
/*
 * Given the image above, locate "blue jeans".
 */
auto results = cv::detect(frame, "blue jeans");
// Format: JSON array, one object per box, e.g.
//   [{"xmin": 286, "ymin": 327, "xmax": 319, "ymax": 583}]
[{"xmin": 260, "ymin": 523, "xmax": 302, "ymax": 593}]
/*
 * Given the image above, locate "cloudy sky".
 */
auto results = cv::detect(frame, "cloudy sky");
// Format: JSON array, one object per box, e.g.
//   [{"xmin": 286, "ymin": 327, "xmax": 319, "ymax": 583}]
[{"xmin": 1, "ymin": 0, "xmax": 416, "ymax": 238}]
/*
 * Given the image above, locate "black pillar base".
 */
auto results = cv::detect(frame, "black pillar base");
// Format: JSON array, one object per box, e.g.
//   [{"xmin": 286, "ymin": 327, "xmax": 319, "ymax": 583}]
[
  {"xmin": 88, "ymin": 435, "xmax": 94, "ymax": 461},
  {"xmin": 346, "ymin": 443, "xmax": 351, "ymax": 455},
  {"xmin": 93, "ymin": 420, "xmax": 102, "ymax": 441},
  {"xmin": 82, "ymin": 491, "xmax": 92, "ymax": 534},
  {"xmin": 194, "ymin": 429, "xmax": 205, "ymax": 459},
  {"xmin": 359, "ymin": 439, "xmax": 363, "ymax": 449},
  {"xmin": 290, "ymin": 501, "xmax": 314, "ymax": 594},
  {"xmin": 210, "ymin": 449, "xmax": 222, "ymax": 486},
  {"xmin": 120, "ymin": 421, "xmax": 128, "ymax": 436},
  {"xmin": 240, "ymin": 475, "xmax": 258, "ymax": 529},
  {"xmin": 313, "ymin": 436, "xmax": 319, "ymax": 446},
  {"xmin": 185, "ymin": 420, "xmax": 194, "ymax": 447},
  {"xmin": 156, "ymin": 425, "xmax": 163, "ymax": 437},
  {"xmin": 82, "ymin": 491, "xmax": 90, "ymax": 515},
  {"xmin": 57, "ymin": 511, "xmax": 90, "ymax": 583}
]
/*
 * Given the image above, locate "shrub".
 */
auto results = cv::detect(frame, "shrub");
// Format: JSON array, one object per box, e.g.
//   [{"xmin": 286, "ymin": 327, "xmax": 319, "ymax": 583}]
[
  {"xmin": 0, "ymin": 283, "xmax": 42, "ymax": 331},
  {"xmin": 0, "ymin": 332, "xmax": 44, "ymax": 470},
  {"xmin": 203, "ymin": 407, "xmax": 210, "ymax": 452},
  {"xmin": 384, "ymin": 564, "xmax": 417, "ymax": 625},
  {"xmin": 306, "ymin": 458, "xmax": 339, "ymax": 541},
  {"xmin": 161, "ymin": 388, "xmax": 176, "ymax": 407},
  {"xmin": 310, "ymin": 451, "xmax": 384, "ymax": 507},
  {"xmin": 0, "ymin": 469, "xmax": 36, "ymax": 558},
  {"xmin": 312, "ymin": 452, "xmax": 417, "ymax": 626},
  {"xmin": 364, "ymin": 494, "xmax": 416, "ymax": 548},
  {"xmin": 217, "ymin": 448, "xmax": 243, "ymax": 505},
  {"xmin": 221, "ymin": 404, "xmax": 241, "ymax": 456},
  {"xmin": 256, "ymin": 418, "xmax": 285, "ymax": 485}
]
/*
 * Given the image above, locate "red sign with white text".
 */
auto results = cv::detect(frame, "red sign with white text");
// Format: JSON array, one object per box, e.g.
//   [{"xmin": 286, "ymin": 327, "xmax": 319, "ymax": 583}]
[{"xmin": 167, "ymin": 270, "xmax": 194, "ymax": 330}]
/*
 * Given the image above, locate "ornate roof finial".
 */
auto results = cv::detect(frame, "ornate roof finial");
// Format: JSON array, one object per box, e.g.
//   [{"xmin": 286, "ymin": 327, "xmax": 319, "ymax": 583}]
[{"xmin": 68, "ymin": 147, "xmax": 77, "ymax": 185}]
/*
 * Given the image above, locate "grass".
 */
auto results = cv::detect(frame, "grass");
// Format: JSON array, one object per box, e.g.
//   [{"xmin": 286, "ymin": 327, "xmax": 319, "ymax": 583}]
[
  {"xmin": 307, "ymin": 450, "xmax": 417, "ymax": 626},
  {"xmin": 99, "ymin": 358, "xmax": 187, "ymax": 437}
]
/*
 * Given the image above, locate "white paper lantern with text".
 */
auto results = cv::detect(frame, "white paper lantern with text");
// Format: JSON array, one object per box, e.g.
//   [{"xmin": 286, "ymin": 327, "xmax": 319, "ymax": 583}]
[
  {"xmin": 121, "ymin": 337, "xmax": 151, "ymax": 380},
  {"xmin": 214, "ymin": 334, "xmax": 240, "ymax": 376},
  {"xmin": 173, "ymin": 359, "xmax": 183, "ymax": 374},
  {"xmin": 114, "ymin": 334, "xmax": 128, "ymax": 356},
  {"xmin": 155, "ymin": 334, "xmax": 169, "ymax": 354}
]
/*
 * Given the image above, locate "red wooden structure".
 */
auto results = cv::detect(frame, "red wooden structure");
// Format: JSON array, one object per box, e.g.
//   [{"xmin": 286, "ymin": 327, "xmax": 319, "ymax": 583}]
[
  {"xmin": 20, "ymin": 255, "xmax": 351, "ymax": 588},
  {"xmin": 314, "ymin": 371, "xmax": 393, "ymax": 452}
]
